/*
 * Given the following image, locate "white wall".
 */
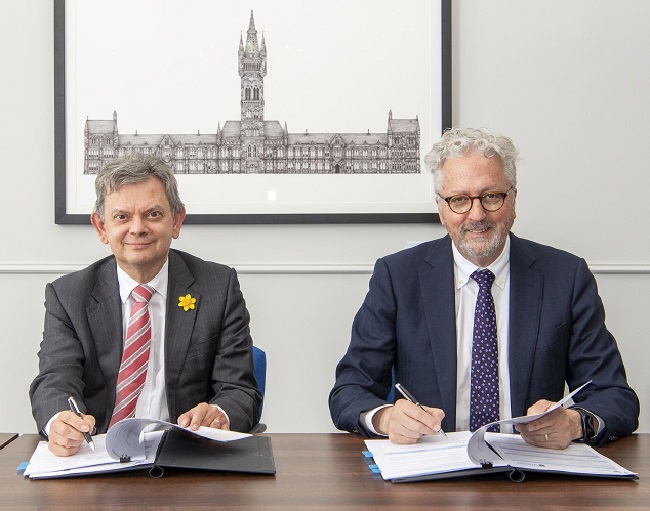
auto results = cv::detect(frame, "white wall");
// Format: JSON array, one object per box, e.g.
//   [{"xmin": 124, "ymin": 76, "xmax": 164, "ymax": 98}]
[{"xmin": 0, "ymin": 0, "xmax": 647, "ymax": 435}]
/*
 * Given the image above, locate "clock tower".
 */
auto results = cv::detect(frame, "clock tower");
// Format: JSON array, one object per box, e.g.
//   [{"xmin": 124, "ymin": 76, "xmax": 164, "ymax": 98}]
[{"xmin": 239, "ymin": 11, "xmax": 267, "ymax": 172}]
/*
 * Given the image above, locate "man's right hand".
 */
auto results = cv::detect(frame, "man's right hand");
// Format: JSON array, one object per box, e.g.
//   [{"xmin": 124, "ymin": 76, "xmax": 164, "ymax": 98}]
[
  {"xmin": 372, "ymin": 399, "xmax": 445, "ymax": 444},
  {"xmin": 47, "ymin": 410, "xmax": 96, "ymax": 457}
]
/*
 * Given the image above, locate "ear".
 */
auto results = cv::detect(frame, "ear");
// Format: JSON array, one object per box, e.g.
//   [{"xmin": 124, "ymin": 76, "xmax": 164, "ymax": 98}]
[
  {"xmin": 90, "ymin": 212, "xmax": 109, "ymax": 244},
  {"xmin": 436, "ymin": 197, "xmax": 447, "ymax": 227},
  {"xmin": 172, "ymin": 207, "xmax": 187, "ymax": 240}
]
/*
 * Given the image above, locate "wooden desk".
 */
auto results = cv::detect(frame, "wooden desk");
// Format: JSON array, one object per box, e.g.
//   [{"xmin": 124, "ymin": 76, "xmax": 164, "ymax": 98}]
[
  {"xmin": 0, "ymin": 433, "xmax": 17, "ymax": 450},
  {"xmin": 1, "ymin": 433, "xmax": 647, "ymax": 510}
]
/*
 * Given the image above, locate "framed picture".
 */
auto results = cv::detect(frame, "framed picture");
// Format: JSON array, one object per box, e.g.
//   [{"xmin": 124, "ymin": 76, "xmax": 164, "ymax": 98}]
[{"xmin": 54, "ymin": 0, "xmax": 451, "ymax": 224}]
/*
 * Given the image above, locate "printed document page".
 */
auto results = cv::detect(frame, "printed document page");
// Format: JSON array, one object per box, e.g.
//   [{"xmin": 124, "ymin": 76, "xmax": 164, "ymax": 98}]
[
  {"xmin": 488, "ymin": 434, "xmax": 637, "ymax": 477},
  {"xmin": 365, "ymin": 431, "xmax": 507, "ymax": 481},
  {"xmin": 24, "ymin": 432, "xmax": 162, "ymax": 479}
]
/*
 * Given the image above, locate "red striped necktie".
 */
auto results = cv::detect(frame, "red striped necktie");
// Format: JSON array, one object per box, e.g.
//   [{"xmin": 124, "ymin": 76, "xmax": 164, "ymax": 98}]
[{"xmin": 108, "ymin": 284, "xmax": 155, "ymax": 429}]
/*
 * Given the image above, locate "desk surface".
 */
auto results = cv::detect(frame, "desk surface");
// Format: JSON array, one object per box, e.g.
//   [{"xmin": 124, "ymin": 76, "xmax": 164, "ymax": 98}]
[
  {"xmin": 0, "ymin": 433, "xmax": 17, "ymax": 450},
  {"xmin": 1, "ymin": 433, "xmax": 647, "ymax": 510}
]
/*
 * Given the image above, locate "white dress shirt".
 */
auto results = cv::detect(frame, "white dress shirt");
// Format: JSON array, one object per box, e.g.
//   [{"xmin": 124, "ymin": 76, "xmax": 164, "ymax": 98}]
[
  {"xmin": 452, "ymin": 236, "xmax": 512, "ymax": 432},
  {"xmin": 117, "ymin": 261, "xmax": 170, "ymax": 422}
]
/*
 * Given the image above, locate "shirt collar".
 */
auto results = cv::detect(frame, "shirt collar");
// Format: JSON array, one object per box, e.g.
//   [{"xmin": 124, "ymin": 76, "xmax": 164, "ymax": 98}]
[
  {"xmin": 117, "ymin": 259, "xmax": 169, "ymax": 303},
  {"xmin": 452, "ymin": 235, "xmax": 510, "ymax": 291}
]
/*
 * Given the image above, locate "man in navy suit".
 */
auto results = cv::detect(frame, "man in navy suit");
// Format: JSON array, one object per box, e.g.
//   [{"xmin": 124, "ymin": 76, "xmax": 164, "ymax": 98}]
[
  {"xmin": 329, "ymin": 128, "xmax": 638, "ymax": 448},
  {"xmin": 30, "ymin": 153, "xmax": 261, "ymax": 456}
]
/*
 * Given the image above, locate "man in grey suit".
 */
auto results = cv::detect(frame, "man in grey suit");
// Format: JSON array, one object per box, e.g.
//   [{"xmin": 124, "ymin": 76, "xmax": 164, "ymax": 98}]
[
  {"xmin": 329, "ymin": 128, "xmax": 638, "ymax": 448},
  {"xmin": 30, "ymin": 152, "xmax": 262, "ymax": 456}
]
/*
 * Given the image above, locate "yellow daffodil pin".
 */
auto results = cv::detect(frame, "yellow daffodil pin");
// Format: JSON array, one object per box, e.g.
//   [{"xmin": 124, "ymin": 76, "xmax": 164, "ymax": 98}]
[{"xmin": 178, "ymin": 294, "xmax": 197, "ymax": 311}]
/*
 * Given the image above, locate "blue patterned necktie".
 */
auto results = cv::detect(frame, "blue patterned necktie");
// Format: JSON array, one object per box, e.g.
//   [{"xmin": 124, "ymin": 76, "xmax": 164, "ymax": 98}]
[{"xmin": 470, "ymin": 269, "xmax": 499, "ymax": 432}]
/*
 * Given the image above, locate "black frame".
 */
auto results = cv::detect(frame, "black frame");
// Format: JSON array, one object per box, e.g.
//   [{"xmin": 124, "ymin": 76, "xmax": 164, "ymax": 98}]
[{"xmin": 54, "ymin": 0, "xmax": 451, "ymax": 225}]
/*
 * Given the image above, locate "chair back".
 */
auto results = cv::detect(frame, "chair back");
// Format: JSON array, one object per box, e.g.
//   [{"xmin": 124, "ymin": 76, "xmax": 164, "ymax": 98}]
[{"xmin": 252, "ymin": 346, "xmax": 267, "ymax": 414}]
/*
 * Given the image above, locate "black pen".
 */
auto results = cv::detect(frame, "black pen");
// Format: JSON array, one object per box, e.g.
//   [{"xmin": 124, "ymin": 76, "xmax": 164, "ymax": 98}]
[
  {"xmin": 68, "ymin": 396, "xmax": 95, "ymax": 452},
  {"xmin": 394, "ymin": 383, "xmax": 447, "ymax": 438}
]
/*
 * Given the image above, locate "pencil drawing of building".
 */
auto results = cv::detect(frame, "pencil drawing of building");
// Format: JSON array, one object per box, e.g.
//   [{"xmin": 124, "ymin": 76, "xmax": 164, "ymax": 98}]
[{"xmin": 84, "ymin": 11, "xmax": 420, "ymax": 175}]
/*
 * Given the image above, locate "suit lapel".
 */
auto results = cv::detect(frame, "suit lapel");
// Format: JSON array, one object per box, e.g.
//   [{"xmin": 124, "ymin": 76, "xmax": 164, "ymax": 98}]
[
  {"xmin": 508, "ymin": 234, "xmax": 544, "ymax": 417},
  {"xmin": 419, "ymin": 237, "xmax": 458, "ymax": 430},
  {"xmin": 164, "ymin": 251, "xmax": 200, "ymax": 407},
  {"xmin": 86, "ymin": 257, "xmax": 123, "ymax": 391}
]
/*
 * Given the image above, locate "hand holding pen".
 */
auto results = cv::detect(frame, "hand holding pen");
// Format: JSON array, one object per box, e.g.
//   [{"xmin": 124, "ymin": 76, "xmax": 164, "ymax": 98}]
[
  {"xmin": 394, "ymin": 383, "xmax": 447, "ymax": 439},
  {"xmin": 68, "ymin": 396, "xmax": 95, "ymax": 452}
]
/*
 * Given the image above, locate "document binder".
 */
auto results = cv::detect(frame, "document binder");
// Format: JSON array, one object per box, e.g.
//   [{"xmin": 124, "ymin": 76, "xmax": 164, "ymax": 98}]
[
  {"xmin": 24, "ymin": 418, "xmax": 276, "ymax": 479},
  {"xmin": 363, "ymin": 382, "xmax": 636, "ymax": 483},
  {"xmin": 152, "ymin": 427, "xmax": 276, "ymax": 477}
]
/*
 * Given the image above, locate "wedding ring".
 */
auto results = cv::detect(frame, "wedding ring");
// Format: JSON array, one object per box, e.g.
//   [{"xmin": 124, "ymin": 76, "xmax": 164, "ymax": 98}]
[{"xmin": 545, "ymin": 434, "xmax": 549, "ymax": 441}]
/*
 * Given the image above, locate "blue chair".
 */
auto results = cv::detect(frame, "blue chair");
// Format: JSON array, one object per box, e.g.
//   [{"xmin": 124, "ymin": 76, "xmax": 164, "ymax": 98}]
[{"xmin": 251, "ymin": 346, "xmax": 267, "ymax": 433}]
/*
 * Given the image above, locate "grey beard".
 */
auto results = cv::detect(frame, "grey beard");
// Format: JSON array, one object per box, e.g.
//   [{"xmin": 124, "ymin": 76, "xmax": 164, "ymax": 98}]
[{"xmin": 458, "ymin": 222, "xmax": 508, "ymax": 262}]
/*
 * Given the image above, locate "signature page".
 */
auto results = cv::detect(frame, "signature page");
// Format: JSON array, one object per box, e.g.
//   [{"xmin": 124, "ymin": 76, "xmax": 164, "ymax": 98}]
[
  {"xmin": 24, "ymin": 433, "xmax": 161, "ymax": 479},
  {"xmin": 488, "ymin": 434, "xmax": 637, "ymax": 477},
  {"xmin": 365, "ymin": 431, "xmax": 507, "ymax": 481}
]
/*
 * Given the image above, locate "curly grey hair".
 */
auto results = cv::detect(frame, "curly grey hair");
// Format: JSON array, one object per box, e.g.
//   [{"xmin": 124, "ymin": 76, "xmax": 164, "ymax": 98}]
[
  {"xmin": 424, "ymin": 127, "xmax": 519, "ymax": 195},
  {"xmin": 93, "ymin": 152, "xmax": 184, "ymax": 219}
]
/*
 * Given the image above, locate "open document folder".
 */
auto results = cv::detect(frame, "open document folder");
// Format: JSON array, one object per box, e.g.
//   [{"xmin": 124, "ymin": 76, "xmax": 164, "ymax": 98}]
[
  {"xmin": 364, "ymin": 382, "xmax": 637, "ymax": 483},
  {"xmin": 24, "ymin": 418, "xmax": 275, "ymax": 479}
]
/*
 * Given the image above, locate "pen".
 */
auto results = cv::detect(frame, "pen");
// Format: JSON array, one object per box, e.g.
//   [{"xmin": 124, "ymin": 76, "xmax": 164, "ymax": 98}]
[
  {"xmin": 394, "ymin": 383, "xmax": 447, "ymax": 438},
  {"xmin": 68, "ymin": 396, "xmax": 95, "ymax": 452}
]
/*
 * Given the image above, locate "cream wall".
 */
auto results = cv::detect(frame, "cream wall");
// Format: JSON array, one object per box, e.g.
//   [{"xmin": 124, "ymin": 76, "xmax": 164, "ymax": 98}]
[{"xmin": 0, "ymin": 0, "xmax": 647, "ymax": 434}]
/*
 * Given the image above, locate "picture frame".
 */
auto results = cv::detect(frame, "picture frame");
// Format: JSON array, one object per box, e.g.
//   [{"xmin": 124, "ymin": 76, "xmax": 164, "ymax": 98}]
[{"xmin": 54, "ymin": 0, "xmax": 451, "ymax": 224}]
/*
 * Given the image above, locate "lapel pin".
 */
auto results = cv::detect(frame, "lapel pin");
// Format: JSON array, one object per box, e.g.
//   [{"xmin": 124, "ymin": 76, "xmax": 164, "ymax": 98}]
[{"xmin": 178, "ymin": 294, "xmax": 197, "ymax": 311}]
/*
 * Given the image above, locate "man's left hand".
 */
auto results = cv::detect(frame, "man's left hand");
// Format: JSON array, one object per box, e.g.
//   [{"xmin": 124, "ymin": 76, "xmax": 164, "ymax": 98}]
[
  {"xmin": 516, "ymin": 399, "xmax": 582, "ymax": 449},
  {"xmin": 177, "ymin": 402, "xmax": 230, "ymax": 431}
]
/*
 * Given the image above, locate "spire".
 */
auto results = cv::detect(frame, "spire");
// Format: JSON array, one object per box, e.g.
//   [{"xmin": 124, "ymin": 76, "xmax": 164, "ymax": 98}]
[
  {"xmin": 261, "ymin": 33, "xmax": 267, "ymax": 55},
  {"xmin": 245, "ymin": 10, "xmax": 259, "ymax": 53}
]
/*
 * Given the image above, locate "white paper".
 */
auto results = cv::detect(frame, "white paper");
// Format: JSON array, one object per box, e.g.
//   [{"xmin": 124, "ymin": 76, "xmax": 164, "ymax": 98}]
[
  {"xmin": 365, "ymin": 432, "xmax": 507, "ymax": 481},
  {"xmin": 24, "ymin": 432, "xmax": 163, "ymax": 479},
  {"xmin": 467, "ymin": 381, "xmax": 591, "ymax": 465},
  {"xmin": 488, "ymin": 434, "xmax": 636, "ymax": 477},
  {"xmin": 105, "ymin": 418, "xmax": 250, "ymax": 461}
]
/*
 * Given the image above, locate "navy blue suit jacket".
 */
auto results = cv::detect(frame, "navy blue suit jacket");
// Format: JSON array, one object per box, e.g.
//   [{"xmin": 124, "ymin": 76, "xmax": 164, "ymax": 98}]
[{"xmin": 329, "ymin": 234, "xmax": 638, "ymax": 445}]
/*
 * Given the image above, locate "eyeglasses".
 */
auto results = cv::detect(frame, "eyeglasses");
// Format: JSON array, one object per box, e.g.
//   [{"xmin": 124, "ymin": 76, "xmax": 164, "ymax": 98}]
[{"xmin": 439, "ymin": 187, "xmax": 514, "ymax": 214}]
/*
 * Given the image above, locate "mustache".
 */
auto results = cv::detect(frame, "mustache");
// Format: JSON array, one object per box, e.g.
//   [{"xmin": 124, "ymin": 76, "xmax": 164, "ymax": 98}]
[{"xmin": 461, "ymin": 222, "xmax": 495, "ymax": 233}]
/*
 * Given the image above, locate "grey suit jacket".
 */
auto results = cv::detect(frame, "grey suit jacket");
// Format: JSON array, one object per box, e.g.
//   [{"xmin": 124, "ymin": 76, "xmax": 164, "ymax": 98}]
[
  {"xmin": 30, "ymin": 249, "xmax": 262, "ymax": 434},
  {"xmin": 329, "ymin": 234, "xmax": 639, "ymax": 445}
]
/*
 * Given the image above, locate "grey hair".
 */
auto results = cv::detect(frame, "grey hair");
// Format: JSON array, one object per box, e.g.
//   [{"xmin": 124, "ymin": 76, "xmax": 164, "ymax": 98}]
[
  {"xmin": 93, "ymin": 152, "xmax": 184, "ymax": 219},
  {"xmin": 424, "ymin": 127, "xmax": 519, "ymax": 195}
]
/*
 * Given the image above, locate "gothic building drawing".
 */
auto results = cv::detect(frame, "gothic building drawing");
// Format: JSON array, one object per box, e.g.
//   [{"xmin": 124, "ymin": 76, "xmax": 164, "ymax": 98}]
[{"xmin": 84, "ymin": 11, "xmax": 420, "ymax": 175}]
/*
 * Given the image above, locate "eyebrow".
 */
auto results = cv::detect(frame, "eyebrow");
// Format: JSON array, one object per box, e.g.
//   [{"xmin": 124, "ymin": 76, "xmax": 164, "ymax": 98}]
[
  {"xmin": 108, "ymin": 205, "xmax": 167, "ymax": 215},
  {"xmin": 443, "ymin": 185, "xmax": 507, "ymax": 196}
]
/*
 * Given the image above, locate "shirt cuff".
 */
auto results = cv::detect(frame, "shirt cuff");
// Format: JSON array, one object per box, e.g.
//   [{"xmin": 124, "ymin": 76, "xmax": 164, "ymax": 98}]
[
  {"xmin": 361, "ymin": 404, "xmax": 393, "ymax": 436},
  {"xmin": 209, "ymin": 404, "xmax": 231, "ymax": 425},
  {"xmin": 42, "ymin": 412, "xmax": 61, "ymax": 439}
]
